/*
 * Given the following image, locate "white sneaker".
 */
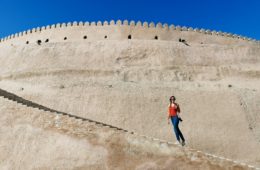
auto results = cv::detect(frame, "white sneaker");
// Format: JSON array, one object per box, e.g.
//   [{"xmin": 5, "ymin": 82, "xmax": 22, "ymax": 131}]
[{"xmin": 174, "ymin": 141, "xmax": 181, "ymax": 145}]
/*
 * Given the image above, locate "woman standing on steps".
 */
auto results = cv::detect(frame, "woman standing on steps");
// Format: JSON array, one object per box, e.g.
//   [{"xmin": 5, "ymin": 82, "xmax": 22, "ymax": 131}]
[{"xmin": 168, "ymin": 96, "xmax": 185, "ymax": 146}]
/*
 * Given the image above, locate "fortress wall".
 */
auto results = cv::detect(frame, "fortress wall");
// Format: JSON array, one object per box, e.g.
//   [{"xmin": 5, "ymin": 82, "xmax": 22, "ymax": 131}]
[
  {"xmin": 0, "ymin": 20, "xmax": 258, "ymax": 47},
  {"xmin": 0, "ymin": 20, "xmax": 260, "ymax": 167},
  {"xmin": 0, "ymin": 40, "xmax": 259, "ymax": 79}
]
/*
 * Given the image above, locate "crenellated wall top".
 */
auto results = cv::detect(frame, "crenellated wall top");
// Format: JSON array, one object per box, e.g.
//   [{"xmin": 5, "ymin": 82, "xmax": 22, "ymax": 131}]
[{"xmin": 0, "ymin": 20, "xmax": 259, "ymax": 44}]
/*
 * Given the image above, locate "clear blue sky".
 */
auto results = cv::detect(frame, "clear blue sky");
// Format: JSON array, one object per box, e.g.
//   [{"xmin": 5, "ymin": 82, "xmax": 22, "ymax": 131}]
[{"xmin": 0, "ymin": 0, "xmax": 259, "ymax": 40}]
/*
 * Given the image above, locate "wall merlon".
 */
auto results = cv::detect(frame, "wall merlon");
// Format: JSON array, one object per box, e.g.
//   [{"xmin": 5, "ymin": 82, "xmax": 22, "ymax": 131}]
[
  {"xmin": 50, "ymin": 24, "xmax": 56, "ymax": 29},
  {"xmin": 130, "ymin": 20, "xmax": 135, "ymax": 26},
  {"xmin": 90, "ymin": 21, "xmax": 96, "ymax": 26},
  {"xmin": 163, "ymin": 23, "xmax": 168, "ymax": 29},
  {"xmin": 175, "ymin": 25, "xmax": 181, "ymax": 31},
  {"xmin": 169, "ymin": 24, "xmax": 175, "ymax": 30},
  {"xmin": 188, "ymin": 27, "xmax": 193, "ymax": 31},
  {"xmin": 116, "ymin": 20, "xmax": 122, "ymax": 25},
  {"xmin": 199, "ymin": 28, "xmax": 205, "ymax": 33},
  {"xmin": 67, "ymin": 22, "xmax": 72, "ymax": 27},
  {"xmin": 72, "ymin": 21, "xmax": 78, "ymax": 26},
  {"xmin": 26, "ymin": 29, "xmax": 31, "ymax": 34},
  {"xmin": 156, "ymin": 22, "xmax": 162, "ymax": 28},
  {"xmin": 149, "ymin": 22, "xmax": 155, "ymax": 28},
  {"xmin": 41, "ymin": 26, "xmax": 45, "ymax": 30},
  {"xmin": 181, "ymin": 26, "xmax": 188, "ymax": 31},
  {"xmin": 78, "ymin": 21, "xmax": 83, "ymax": 26},
  {"xmin": 225, "ymin": 33, "xmax": 230, "ymax": 37},
  {"xmin": 211, "ymin": 30, "xmax": 217, "ymax": 35},
  {"xmin": 216, "ymin": 31, "xmax": 221, "ymax": 36},
  {"xmin": 123, "ymin": 20, "xmax": 128, "ymax": 25},
  {"xmin": 205, "ymin": 29, "xmax": 211, "ymax": 34},
  {"xmin": 194, "ymin": 28, "xmax": 199, "ymax": 32},
  {"xmin": 143, "ymin": 22, "xmax": 148, "ymax": 28},
  {"xmin": 97, "ymin": 21, "xmax": 102, "ymax": 26},
  {"xmin": 61, "ymin": 23, "xmax": 66, "ymax": 28},
  {"xmin": 109, "ymin": 20, "xmax": 115, "ymax": 25},
  {"xmin": 84, "ymin": 22, "xmax": 90, "ymax": 26},
  {"xmin": 136, "ymin": 21, "xmax": 142, "ymax": 27},
  {"xmin": 55, "ymin": 23, "xmax": 61, "ymax": 28},
  {"xmin": 103, "ymin": 21, "xmax": 109, "ymax": 26}
]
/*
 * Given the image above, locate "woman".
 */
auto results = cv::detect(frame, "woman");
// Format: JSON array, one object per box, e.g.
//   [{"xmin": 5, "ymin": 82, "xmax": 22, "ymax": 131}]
[{"xmin": 168, "ymin": 96, "xmax": 185, "ymax": 146}]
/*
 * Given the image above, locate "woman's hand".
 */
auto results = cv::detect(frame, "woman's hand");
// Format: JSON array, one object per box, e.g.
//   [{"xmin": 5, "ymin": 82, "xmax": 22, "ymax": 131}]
[{"xmin": 178, "ymin": 115, "xmax": 183, "ymax": 122}]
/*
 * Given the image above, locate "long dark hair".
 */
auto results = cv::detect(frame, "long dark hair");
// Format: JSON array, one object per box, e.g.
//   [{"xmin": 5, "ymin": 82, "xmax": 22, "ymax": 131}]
[{"xmin": 169, "ymin": 96, "xmax": 176, "ymax": 104}]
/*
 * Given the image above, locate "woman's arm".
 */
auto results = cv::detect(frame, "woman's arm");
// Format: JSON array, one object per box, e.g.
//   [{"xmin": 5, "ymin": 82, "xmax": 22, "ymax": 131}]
[
  {"xmin": 176, "ymin": 103, "xmax": 183, "ymax": 121},
  {"xmin": 167, "ymin": 104, "xmax": 171, "ymax": 124}
]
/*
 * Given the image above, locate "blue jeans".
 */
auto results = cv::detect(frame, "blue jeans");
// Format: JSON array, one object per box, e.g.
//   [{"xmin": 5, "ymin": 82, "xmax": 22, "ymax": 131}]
[{"xmin": 171, "ymin": 116, "xmax": 185, "ymax": 142}]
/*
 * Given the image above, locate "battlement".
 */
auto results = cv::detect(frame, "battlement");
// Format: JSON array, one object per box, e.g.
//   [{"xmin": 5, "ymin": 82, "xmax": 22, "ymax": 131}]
[{"xmin": 0, "ymin": 20, "xmax": 259, "ymax": 46}]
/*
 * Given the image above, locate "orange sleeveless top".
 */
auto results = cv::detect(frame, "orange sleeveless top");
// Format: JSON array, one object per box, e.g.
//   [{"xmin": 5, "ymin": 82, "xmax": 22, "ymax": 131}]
[{"xmin": 169, "ymin": 104, "xmax": 177, "ymax": 117}]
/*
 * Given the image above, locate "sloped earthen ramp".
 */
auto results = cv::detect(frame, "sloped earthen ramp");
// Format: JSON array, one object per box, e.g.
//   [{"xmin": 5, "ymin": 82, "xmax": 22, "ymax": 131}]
[{"xmin": 0, "ymin": 20, "xmax": 260, "ymax": 169}]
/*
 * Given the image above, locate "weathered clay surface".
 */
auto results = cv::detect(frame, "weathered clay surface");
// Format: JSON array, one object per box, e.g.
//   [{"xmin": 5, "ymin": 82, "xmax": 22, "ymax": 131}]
[{"xmin": 0, "ymin": 23, "xmax": 259, "ymax": 169}]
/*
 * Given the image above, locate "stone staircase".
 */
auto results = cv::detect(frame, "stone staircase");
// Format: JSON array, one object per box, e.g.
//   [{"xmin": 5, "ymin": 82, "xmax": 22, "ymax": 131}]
[{"xmin": 0, "ymin": 88, "xmax": 259, "ymax": 170}]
